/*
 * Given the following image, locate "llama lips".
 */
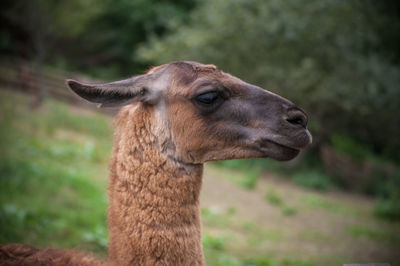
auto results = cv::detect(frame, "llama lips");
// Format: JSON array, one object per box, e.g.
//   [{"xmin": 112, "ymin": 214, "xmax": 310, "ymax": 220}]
[{"xmin": 258, "ymin": 139, "xmax": 300, "ymax": 161}]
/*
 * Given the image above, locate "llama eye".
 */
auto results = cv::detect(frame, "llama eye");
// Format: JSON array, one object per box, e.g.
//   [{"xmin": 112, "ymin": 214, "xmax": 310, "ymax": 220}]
[{"xmin": 195, "ymin": 91, "xmax": 221, "ymax": 105}]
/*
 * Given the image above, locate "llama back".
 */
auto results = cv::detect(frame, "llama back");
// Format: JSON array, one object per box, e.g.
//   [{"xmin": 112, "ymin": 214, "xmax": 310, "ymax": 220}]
[{"xmin": 0, "ymin": 243, "xmax": 101, "ymax": 266}]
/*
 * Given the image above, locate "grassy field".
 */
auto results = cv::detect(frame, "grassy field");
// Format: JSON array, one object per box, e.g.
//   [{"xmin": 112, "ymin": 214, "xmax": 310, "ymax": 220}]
[{"xmin": 0, "ymin": 90, "xmax": 399, "ymax": 265}]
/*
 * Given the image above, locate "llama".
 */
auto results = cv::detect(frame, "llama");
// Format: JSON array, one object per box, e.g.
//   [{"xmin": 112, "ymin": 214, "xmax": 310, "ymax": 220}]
[{"xmin": 0, "ymin": 61, "xmax": 311, "ymax": 265}]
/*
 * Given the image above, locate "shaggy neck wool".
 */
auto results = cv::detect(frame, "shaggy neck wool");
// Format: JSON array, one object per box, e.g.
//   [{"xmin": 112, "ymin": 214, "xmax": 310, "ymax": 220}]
[{"xmin": 107, "ymin": 105, "xmax": 205, "ymax": 266}]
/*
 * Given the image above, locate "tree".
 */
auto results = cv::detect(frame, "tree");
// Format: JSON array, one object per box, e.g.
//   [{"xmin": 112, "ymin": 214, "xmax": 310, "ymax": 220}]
[
  {"xmin": 138, "ymin": 0, "xmax": 400, "ymax": 161},
  {"xmin": 0, "ymin": 0, "xmax": 197, "ymax": 79}
]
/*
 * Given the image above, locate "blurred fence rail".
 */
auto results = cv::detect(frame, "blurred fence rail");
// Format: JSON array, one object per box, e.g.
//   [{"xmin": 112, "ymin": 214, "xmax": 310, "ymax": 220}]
[{"xmin": 0, "ymin": 56, "xmax": 117, "ymax": 115}]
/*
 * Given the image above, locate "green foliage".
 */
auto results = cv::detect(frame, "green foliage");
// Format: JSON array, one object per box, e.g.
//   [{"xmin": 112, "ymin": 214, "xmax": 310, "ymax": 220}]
[
  {"xmin": 139, "ymin": 0, "xmax": 400, "ymax": 162},
  {"xmin": 202, "ymin": 233, "xmax": 226, "ymax": 251},
  {"xmin": 264, "ymin": 189, "xmax": 297, "ymax": 216},
  {"xmin": 241, "ymin": 169, "xmax": 260, "ymax": 189},
  {"xmin": 281, "ymin": 206, "xmax": 297, "ymax": 217},
  {"xmin": 291, "ymin": 170, "xmax": 333, "ymax": 191},
  {"xmin": 242, "ymin": 257, "xmax": 314, "ymax": 266},
  {"xmin": 0, "ymin": 157, "xmax": 108, "ymax": 252},
  {"xmin": 347, "ymin": 225, "xmax": 400, "ymax": 245},
  {"xmin": 201, "ymin": 207, "xmax": 232, "ymax": 228},
  {"xmin": 301, "ymin": 195, "xmax": 346, "ymax": 215},
  {"xmin": 374, "ymin": 172, "xmax": 400, "ymax": 221},
  {"xmin": 331, "ymin": 134, "xmax": 375, "ymax": 161},
  {"xmin": 374, "ymin": 198, "xmax": 400, "ymax": 221},
  {"xmin": 202, "ymin": 231, "xmax": 313, "ymax": 265},
  {"xmin": 0, "ymin": 0, "xmax": 103, "ymax": 61},
  {"xmin": 265, "ymin": 190, "xmax": 282, "ymax": 206},
  {"xmin": 0, "ymin": 91, "xmax": 109, "ymax": 254},
  {"xmin": 215, "ymin": 159, "xmax": 262, "ymax": 189},
  {"xmin": 0, "ymin": 0, "xmax": 197, "ymax": 78}
]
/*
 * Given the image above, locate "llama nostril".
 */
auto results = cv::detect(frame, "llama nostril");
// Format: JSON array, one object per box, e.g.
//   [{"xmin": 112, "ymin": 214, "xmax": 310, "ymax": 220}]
[{"xmin": 286, "ymin": 110, "xmax": 307, "ymax": 128}]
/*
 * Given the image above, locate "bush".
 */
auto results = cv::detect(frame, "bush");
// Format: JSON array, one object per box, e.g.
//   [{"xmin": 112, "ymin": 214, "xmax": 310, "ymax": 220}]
[
  {"xmin": 240, "ymin": 169, "xmax": 261, "ymax": 189},
  {"xmin": 202, "ymin": 233, "xmax": 226, "ymax": 251},
  {"xmin": 291, "ymin": 170, "xmax": 333, "ymax": 191},
  {"xmin": 374, "ymin": 172, "xmax": 400, "ymax": 221},
  {"xmin": 265, "ymin": 190, "xmax": 282, "ymax": 206},
  {"xmin": 330, "ymin": 134, "xmax": 375, "ymax": 161},
  {"xmin": 281, "ymin": 206, "xmax": 297, "ymax": 217}
]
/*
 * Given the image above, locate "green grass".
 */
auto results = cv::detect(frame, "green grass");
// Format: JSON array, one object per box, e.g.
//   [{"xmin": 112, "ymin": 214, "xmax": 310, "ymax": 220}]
[
  {"xmin": 281, "ymin": 206, "xmax": 297, "ymax": 217},
  {"xmin": 347, "ymin": 225, "xmax": 400, "ymax": 245},
  {"xmin": 213, "ymin": 160, "xmax": 266, "ymax": 189},
  {"xmin": 201, "ymin": 207, "xmax": 233, "ymax": 228},
  {"xmin": 265, "ymin": 189, "xmax": 282, "ymax": 206},
  {"xmin": 264, "ymin": 189, "xmax": 297, "ymax": 216},
  {"xmin": 300, "ymin": 195, "xmax": 348, "ymax": 215},
  {"xmin": 0, "ymin": 91, "xmax": 111, "ymax": 255},
  {"xmin": 200, "ymin": 205, "xmax": 310, "ymax": 265}
]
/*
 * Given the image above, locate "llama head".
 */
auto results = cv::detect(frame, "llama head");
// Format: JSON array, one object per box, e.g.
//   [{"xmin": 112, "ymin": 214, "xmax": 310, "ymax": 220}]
[{"xmin": 67, "ymin": 61, "xmax": 312, "ymax": 164}]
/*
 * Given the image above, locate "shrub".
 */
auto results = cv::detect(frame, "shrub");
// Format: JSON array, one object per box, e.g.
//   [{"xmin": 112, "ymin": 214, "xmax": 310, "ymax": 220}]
[
  {"xmin": 291, "ymin": 170, "xmax": 333, "ymax": 191},
  {"xmin": 265, "ymin": 190, "xmax": 282, "ymax": 206},
  {"xmin": 374, "ymin": 172, "xmax": 400, "ymax": 221}
]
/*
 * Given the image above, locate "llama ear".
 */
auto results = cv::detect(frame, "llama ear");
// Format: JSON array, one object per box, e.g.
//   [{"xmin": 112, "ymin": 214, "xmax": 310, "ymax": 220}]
[{"xmin": 66, "ymin": 75, "xmax": 160, "ymax": 107}]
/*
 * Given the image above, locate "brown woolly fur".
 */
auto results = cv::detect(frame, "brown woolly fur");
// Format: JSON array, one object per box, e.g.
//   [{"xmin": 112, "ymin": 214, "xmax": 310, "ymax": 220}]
[
  {"xmin": 0, "ymin": 243, "xmax": 100, "ymax": 265},
  {"xmin": 106, "ymin": 106, "xmax": 204, "ymax": 265},
  {"xmin": 0, "ymin": 61, "xmax": 312, "ymax": 265}
]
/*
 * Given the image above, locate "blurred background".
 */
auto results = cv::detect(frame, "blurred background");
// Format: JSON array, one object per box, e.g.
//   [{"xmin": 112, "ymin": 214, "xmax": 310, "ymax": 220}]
[{"xmin": 0, "ymin": 0, "xmax": 399, "ymax": 265}]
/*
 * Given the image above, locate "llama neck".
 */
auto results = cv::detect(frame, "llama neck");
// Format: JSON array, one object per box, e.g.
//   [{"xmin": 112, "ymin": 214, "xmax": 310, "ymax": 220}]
[{"xmin": 107, "ymin": 107, "xmax": 205, "ymax": 266}]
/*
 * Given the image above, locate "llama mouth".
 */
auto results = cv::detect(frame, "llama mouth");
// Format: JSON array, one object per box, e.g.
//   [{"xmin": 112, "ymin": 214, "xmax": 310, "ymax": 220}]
[{"xmin": 258, "ymin": 139, "xmax": 300, "ymax": 161}]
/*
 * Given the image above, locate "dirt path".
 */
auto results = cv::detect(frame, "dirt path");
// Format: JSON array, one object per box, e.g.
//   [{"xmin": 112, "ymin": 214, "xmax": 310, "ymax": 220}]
[{"xmin": 200, "ymin": 165, "xmax": 400, "ymax": 266}]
